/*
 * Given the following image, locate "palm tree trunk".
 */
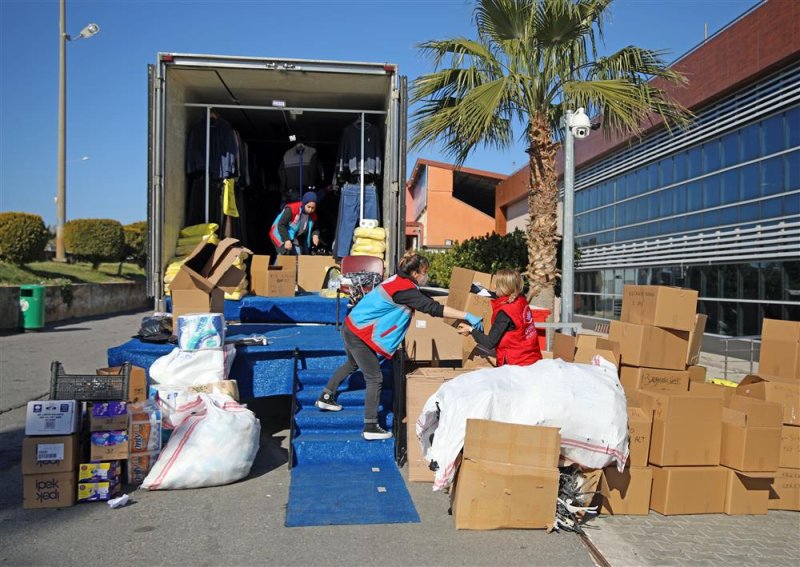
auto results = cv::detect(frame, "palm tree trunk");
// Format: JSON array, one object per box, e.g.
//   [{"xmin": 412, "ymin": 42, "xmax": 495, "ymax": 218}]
[{"xmin": 525, "ymin": 114, "xmax": 560, "ymax": 319}]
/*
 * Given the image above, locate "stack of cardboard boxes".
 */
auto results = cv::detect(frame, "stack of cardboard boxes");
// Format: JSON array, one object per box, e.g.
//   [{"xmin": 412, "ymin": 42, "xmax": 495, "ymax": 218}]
[
  {"xmin": 250, "ymin": 255, "xmax": 339, "ymax": 298},
  {"xmin": 82, "ymin": 401, "xmax": 129, "ymax": 502}
]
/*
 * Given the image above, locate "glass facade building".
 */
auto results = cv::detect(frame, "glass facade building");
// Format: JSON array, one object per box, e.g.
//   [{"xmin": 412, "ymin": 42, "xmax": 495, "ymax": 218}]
[{"xmin": 573, "ymin": 62, "xmax": 800, "ymax": 336}]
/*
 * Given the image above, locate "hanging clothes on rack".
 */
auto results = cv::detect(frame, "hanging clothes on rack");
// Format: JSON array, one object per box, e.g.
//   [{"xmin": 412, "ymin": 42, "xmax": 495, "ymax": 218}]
[
  {"xmin": 278, "ymin": 142, "xmax": 323, "ymax": 204},
  {"xmin": 332, "ymin": 182, "xmax": 380, "ymax": 259},
  {"xmin": 336, "ymin": 119, "xmax": 382, "ymax": 181}
]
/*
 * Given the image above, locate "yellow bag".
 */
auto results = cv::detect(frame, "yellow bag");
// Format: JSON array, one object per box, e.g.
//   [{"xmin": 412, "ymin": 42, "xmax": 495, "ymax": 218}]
[
  {"xmin": 179, "ymin": 223, "xmax": 219, "ymax": 238},
  {"xmin": 351, "ymin": 251, "xmax": 384, "ymax": 259},
  {"xmin": 353, "ymin": 226, "xmax": 386, "ymax": 241},
  {"xmin": 175, "ymin": 233, "xmax": 219, "ymax": 257},
  {"xmin": 223, "ymin": 178, "xmax": 239, "ymax": 217},
  {"xmin": 351, "ymin": 238, "xmax": 386, "ymax": 254}
]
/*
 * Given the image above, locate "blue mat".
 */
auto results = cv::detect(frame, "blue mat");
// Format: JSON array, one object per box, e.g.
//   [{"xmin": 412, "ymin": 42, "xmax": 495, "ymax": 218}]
[
  {"xmin": 166, "ymin": 293, "xmax": 349, "ymax": 324},
  {"xmin": 107, "ymin": 324, "xmax": 347, "ymax": 398},
  {"xmin": 286, "ymin": 365, "xmax": 420, "ymax": 527}
]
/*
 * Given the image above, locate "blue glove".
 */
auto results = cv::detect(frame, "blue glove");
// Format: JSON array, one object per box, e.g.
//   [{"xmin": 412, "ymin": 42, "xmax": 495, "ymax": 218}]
[{"xmin": 465, "ymin": 312, "xmax": 484, "ymax": 333}]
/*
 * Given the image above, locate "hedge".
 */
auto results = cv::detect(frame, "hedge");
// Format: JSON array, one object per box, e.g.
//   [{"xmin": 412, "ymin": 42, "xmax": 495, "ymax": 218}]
[
  {"xmin": 64, "ymin": 218, "xmax": 124, "ymax": 269},
  {"xmin": 123, "ymin": 221, "xmax": 148, "ymax": 268},
  {"xmin": 0, "ymin": 212, "xmax": 49, "ymax": 265}
]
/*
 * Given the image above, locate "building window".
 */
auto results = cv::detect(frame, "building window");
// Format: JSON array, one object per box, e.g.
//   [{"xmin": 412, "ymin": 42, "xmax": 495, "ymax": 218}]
[
  {"xmin": 721, "ymin": 131, "xmax": 739, "ymax": 168},
  {"xmin": 703, "ymin": 140, "xmax": 721, "ymax": 174},
  {"xmin": 740, "ymin": 123, "xmax": 761, "ymax": 161},
  {"xmin": 674, "ymin": 153, "xmax": 688, "ymax": 183},
  {"xmin": 688, "ymin": 146, "xmax": 703, "ymax": 178},
  {"xmin": 787, "ymin": 107, "xmax": 800, "ymax": 149},
  {"xmin": 786, "ymin": 150, "xmax": 800, "ymax": 190},
  {"xmin": 763, "ymin": 113, "xmax": 785, "ymax": 156},
  {"xmin": 703, "ymin": 175, "xmax": 721, "ymax": 208},
  {"xmin": 761, "ymin": 156, "xmax": 784, "ymax": 197},
  {"xmin": 740, "ymin": 162, "xmax": 760, "ymax": 200},
  {"xmin": 721, "ymin": 169, "xmax": 739, "ymax": 204}
]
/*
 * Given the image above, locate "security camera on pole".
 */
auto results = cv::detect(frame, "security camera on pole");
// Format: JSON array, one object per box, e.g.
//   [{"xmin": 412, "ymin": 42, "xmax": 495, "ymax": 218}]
[
  {"xmin": 55, "ymin": 0, "xmax": 99, "ymax": 262},
  {"xmin": 561, "ymin": 107, "xmax": 595, "ymax": 329}
]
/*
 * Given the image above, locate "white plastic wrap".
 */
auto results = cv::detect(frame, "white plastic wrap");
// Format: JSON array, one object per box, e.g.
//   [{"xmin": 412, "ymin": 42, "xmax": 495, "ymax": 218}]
[
  {"xmin": 416, "ymin": 357, "xmax": 628, "ymax": 491},
  {"xmin": 148, "ymin": 344, "xmax": 236, "ymax": 386},
  {"xmin": 141, "ymin": 394, "xmax": 260, "ymax": 490}
]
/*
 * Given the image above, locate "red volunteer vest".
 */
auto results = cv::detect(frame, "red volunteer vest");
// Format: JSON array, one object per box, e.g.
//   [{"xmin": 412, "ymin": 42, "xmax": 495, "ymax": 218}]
[{"xmin": 490, "ymin": 295, "xmax": 542, "ymax": 367}]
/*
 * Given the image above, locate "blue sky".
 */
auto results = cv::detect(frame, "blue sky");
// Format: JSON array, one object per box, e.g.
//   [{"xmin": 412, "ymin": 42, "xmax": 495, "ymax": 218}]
[{"xmin": 0, "ymin": 0, "xmax": 757, "ymax": 227}]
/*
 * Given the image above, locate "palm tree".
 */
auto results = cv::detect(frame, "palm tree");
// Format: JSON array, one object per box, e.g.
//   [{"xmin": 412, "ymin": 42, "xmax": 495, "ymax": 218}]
[{"xmin": 411, "ymin": 0, "xmax": 690, "ymax": 309}]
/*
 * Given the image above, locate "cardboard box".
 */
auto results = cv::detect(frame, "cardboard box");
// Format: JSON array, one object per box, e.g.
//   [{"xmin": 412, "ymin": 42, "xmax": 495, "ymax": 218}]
[
  {"xmin": 768, "ymin": 467, "xmax": 800, "ymax": 511},
  {"xmin": 574, "ymin": 336, "xmax": 621, "ymax": 367},
  {"xmin": 89, "ymin": 401, "xmax": 128, "ymax": 432},
  {"xmin": 297, "ymin": 255, "xmax": 338, "ymax": 292},
  {"xmin": 78, "ymin": 461, "xmax": 122, "ymax": 482},
  {"xmin": 689, "ymin": 380, "xmax": 735, "ymax": 405},
  {"xmin": 636, "ymin": 392, "xmax": 723, "ymax": 466},
  {"xmin": 78, "ymin": 479, "xmax": 121, "ymax": 502},
  {"xmin": 737, "ymin": 374, "xmax": 800, "ymax": 426},
  {"xmin": 405, "ymin": 297, "xmax": 462, "ymax": 362},
  {"xmin": 553, "ymin": 332, "xmax": 577, "ymax": 362},
  {"xmin": 620, "ymin": 285, "xmax": 698, "ymax": 332},
  {"xmin": 759, "ymin": 318, "xmax": 800, "ymax": 380},
  {"xmin": 21, "ymin": 435, "xmax": 79, "ymax": 475},
  {"xmin": 170, "ymin": 238, "xmax": 248, "ymax": 324},
  {"xmin": 649, "ymin": 465, "xmax": 727, "ymax": 515},
  {"xmin": 251, "ymin": 255, "xmax": 296, "ymax": 297},
  {"xmin": 620, "ymin": 367, "xmax": 689, "ymax": 393},
  {"xmin": 541, "ymin": 351, "xmax": 553, "ymax": 360},
  {"xmin": 443, "ymin": 267, "xmax": 494, "ymax": 330},
  {"xmin": 23, "ymin": 471, "xmax": 77, "ymax": 509},
  {"xmin": 720, "ymin": 396, "xmax": 782, "ymax": 472},
  {"xmin": 97, "ymin": 365, "xmax": 147, "ymax": 403},
  {"xmin": 89, "ymin": 431, "xmax": 129, "ymax": 461},
  {"xmin": 627, "ymin": 406, "xmax": 653, "ymax": 468},
  {"xmin": 406, "ymin": 368, "xmax": 471, "ymax": 482},
  {"xmin": 780, "ymin": 425, "xmax": 800, "ymax": 469},
  {"xmin": 463, "ymin": 419, "xmax": 560, "ymax": 469},
  {"xmin": 686, "ymin": 314, "xmax": 707, "ymax": 366},
  {"xmin": 462, "ymin": 344, "xmax": 497, "ymax": 369},
  {"xmin": 609, "ymin": 321, "xmax": 690, "ymax": 370},
  {"xmin": 723, "ymin": 468, "xmax": 774, "ymax": 515},
  {"xmin": 25, "ymin": 401, "xmax": 78, "ymax": 436},
  {"xmin": 687, "ymin": 365, "xmax": 707, "ymax": 383},
  {"xmin": 598, "ymin": 466, "xmax": 653, "ymax": 515}
]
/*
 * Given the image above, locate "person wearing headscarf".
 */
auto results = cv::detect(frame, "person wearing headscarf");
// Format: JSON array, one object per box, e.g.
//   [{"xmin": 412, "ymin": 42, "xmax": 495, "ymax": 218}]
[{"xmin": 269, "ymin": 191, "xmax": 320, "ymax": 255}]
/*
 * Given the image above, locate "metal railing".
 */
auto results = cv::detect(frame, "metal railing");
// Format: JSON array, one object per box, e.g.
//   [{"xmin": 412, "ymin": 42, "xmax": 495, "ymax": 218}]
[
  {"xmin": 536, "ymin": 322, "xmax": 584, "ymax": 351},
  {"xmin": 720, "ymin": 336, "xmax": 760, "ymax": 380}
]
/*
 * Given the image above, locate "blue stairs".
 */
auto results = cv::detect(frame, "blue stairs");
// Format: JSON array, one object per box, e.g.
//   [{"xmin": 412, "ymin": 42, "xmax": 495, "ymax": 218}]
[{"xmin": 286, "ymin": 357, "xmax": 420, "ymax": 526}]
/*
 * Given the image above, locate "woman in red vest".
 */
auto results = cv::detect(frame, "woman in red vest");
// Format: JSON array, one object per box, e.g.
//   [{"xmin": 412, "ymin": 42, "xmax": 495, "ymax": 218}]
[{"xmin": 457, "ymin": 269, "xmax": 542, "ymax": 367}]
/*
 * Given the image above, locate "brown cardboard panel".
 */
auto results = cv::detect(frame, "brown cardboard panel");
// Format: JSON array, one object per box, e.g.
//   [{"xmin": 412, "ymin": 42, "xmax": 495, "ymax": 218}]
[
  {"xmin": 620, "ymin": 367, "xmax": 689, "ymax": 393},
  {"xmin": 406, "ymin": 368, "xmax": 471, "ymax": 482},
  {"xmin": 21, "ymin": 435, "xmax": 79, "ymax": 475},
  {"xmin": 737, "ymin": 374, "xmax": 800, "ymax": 426},
  {"xmin": 97, "ymin": 365, "xmax": 147, "ymax": 403},
  {"xmin": 89, "ymin": 433, "xmax": 129, "ymax": 462},
  {"xmin": 444, "ymin": 267, "xmax": 493, "ymax": 327},
  {"xmin": 759, "ymin": 318, "xmax": 800, "ymax": 380},
  {"xmin": 462, "ymin": 344, "xmax": 497, "ymax": 369},
  {"xmin": 405, "ymin": 297, "xmax": 462, "ymax": 362},
  {"xmin": 689, "ymin": 380, "xmax": 734, "ymax": 404},
  {"xmin": 553, "ymin": 333, "xmax": 576, "ymax": 362},
  {"xmin": 297, "ymin": 256, "xmax": 338, "ymax": 292},
  {"xmin": 541, "ymin": 351, "xmax": 554, "ymax": 359},
  {"xmin": 686, "ymin": 314, "xmax": 708, "ymax": 366},
  {"xmin": 170, "ymin": 288, "xmax": 224, "ymax": 327},
  {"xmin": 620, "ymin": 285, "xmax": 698, "ymax": 332},
  {"xmin": 627, "ymin": 407, "xmax": 653, "ymax": 468},
  {"xmin": 728, "ymin": 395, "xmax": 784, "ymax": 428},
  {"xmin": 647, "ymin": 393, "xmax": 723, "ymax": 466},
  {"xmin": 723, "ymin": 468, "xmax": 773, "ymax": 515},
  {"xmin": 649, "ymin": 465, "xmax": 727, "ymax": 515},
  {"xmin": 768, "ymin": 467, "xmax": 800, "ymax": 510},
  {"xmin": 720, "ymin": 408, "xmax": 781, "ymax": 472},
  {"xmin": 609, "ymin": 321, "xmax": 690, "ymax": 370},
  {"xmin": 250, "ymin": 256, "xmax": 296, "ymax": 297},
  {"xmin": 23, "ymin": 471, "xmax": 76, "ymax": 509},
  {"xmin": 574, "ymin": 337, "xmax": 621, "ymax": 367},
  {"xmin": 453, "ymin": 459, "xmax": 558, "ymax": 530},
  {"xmin": 687, "ymin": 365, "xmax": 708, "ymax": 383},
  {"xmin": 779, "ymin": 425, "xmax": 800, "ymax": 469},
  {"xmin": 463, "ymin": 419, "xmax": 560, "ymax": 468},
  {"xmin": 598, "ymin": 466, "xmax": 653, "ymax": 515}
]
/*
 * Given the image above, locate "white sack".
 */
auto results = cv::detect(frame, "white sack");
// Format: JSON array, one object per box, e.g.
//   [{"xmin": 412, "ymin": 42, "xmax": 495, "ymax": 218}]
[
  {"xmin": 141, "ymin": 394, "xmax": 260, "ymax": 490},
  {"xmin": 149, "ymin": 344, "xmax": 236, "ymax": 387},
  {"xmin": 417, "ymin": 357, "xmax": 628, "ymax": 491}
]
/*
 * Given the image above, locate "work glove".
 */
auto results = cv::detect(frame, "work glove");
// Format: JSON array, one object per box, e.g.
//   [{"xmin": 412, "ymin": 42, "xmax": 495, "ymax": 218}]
[{"xmin": 464, "ymin": 312, "xmax": 484, "ymax": 333}]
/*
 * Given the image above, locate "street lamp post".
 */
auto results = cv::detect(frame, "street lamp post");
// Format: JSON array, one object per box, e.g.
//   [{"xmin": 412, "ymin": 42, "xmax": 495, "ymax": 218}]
[{"xmin": 55, "ymin": 0, "xmax": 99, "ymax": 262}]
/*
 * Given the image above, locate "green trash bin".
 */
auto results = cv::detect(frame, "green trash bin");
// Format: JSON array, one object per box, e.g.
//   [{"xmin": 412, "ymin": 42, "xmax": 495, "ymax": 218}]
[{"xmin": 19, "ymin": 284, "xmax": 45, "ymax": 330}]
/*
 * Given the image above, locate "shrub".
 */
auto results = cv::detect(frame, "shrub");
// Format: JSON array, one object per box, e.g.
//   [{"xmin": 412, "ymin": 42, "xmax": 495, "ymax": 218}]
[
  {"xmin": 0, "ymin": 212, "xmax": 49, "ymax": 265},
  {"xmin": 123, "ymin": 221, "xmax": 148, "ymax": 268},
  {"xmin": 64, "ymin": 218, "xmax": 124, "ymax": 269}
]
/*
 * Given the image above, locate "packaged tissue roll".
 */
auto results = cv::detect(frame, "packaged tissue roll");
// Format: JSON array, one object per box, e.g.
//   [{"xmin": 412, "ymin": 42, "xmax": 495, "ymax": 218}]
[{"xmin": 176, "ymin": 313, "xmax": 225, "ymax": 351}]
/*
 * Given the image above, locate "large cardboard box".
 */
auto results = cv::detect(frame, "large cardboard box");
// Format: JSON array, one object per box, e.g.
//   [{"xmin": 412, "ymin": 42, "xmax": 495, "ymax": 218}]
[
  {"xmin": 649, "ymin": 465, "xmax": 727, "ymax": 515},
  {"xmin": 737, "ymin": 374, "xmax": 800, "ymax": 426},
  {"xmin": 96, "ymin": 365, "xmax": 147, "ymax": 403},
  {"xmin": 598, "ymin": 466, "xmax": 653, "ymax": 515},
  {"xmin": 687, "ymin": 365, "xmax": 707, "ymax": 384},
  {"xmin": 251, "ymin": 255, "xmax": 296, "ymax": 297},
  {"xmin": 759, "ymin": 318, "xmax": 800, "ymax": 380},
  {"xmin": 609, "ymin": 321, "xmax": 690, "ymax": 370},
  {"xmin": 21, "ymin": 434, "xmax": 79, "ymax": 475},
  {"xmin": 635, "ymin": 392, "xmax": 723, "ymax": 466},
  {"xmin": 574, "ymin": 336, "xmax": 621, "ymax": 367},
  {"xmin": 553, "ymin": 332, "xmax": 576, "ymax": 362},
  {"xmin": 627, "ymin": 406, "xmax": 653, "ymax": 468},
  {"xmin": 620, "ymin": 285, "xmax": 698, "ymax": 332},
  {"xmin": 723, "ymin": 468, "xmax": 774, "ymax": 515},
  {"xmin": 443, "ymin": 267, "xmax": 494, "ymax": 330},
  {"xmin": 780, "ymin": 425, "xmax": 800, "ymax": 469},
  {"xmin": 170, "ymin": 238, "xmax": 248, "ymax": 324},
  {"xmin": 620, "ymin": 367, "xmax": 689, "ymax": 393},
  {"xmin": 768, "ymin": 468, "xmax": 800, "ymax": 511},
  {"xmin": 23, "ymin": 471, "xmax": 76, "ymax": 509},
  {"xmin": 89, "ymin": 431, "xmax": 129, "ymax": 461},
  {"xmin": 689, "ymin": 379, "xmax": 735, "ymax": 405},
  {"xmin": 686, "ymin": 314, "xmax": 708, "ymax": 366},
  {"xmin": 25, "ymin": 401, "xmax": 78, "ymax": 436},
  {"xmin": 462, "ymin": 344, "xmax": 497, "ymax": 369},
  {"xmin": 297, "ymin": 256, "xmax": 338, "ymax": 292},
  {"xmin": 406, "ymin": 368, "xmax": 471, "ymax": 482},
  {"xmin": 452, "ymin": 420, "xmax": 560, "ymax": 530},
  {"xmin": 405, "ymin": 297, "xmax": 462, "ymax": 363},
  {"xmin": 720, "ymin": 396, "xmax": 782, "ymax": 472}
]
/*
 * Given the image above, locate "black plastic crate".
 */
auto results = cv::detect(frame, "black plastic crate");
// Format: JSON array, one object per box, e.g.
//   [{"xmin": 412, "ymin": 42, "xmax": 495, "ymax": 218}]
[{"xmin": 49, "ymin": 361, "xmax": 130, "ymax": 401}]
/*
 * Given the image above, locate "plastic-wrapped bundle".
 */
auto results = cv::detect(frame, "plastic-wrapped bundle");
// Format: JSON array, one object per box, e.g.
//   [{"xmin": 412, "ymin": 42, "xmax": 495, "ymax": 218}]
[
  {"xmin": 176, "ymin": 313, "xmax": 225, "ymax": 351},
  {"xmin": 353, "ymin": 226, "xmax": 386, "ymax": 241}
]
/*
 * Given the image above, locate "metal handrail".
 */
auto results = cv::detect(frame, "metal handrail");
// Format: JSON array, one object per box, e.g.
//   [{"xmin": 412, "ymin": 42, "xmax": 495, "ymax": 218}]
[
  {"xmin": 535, "ymin": 322, "xmax": 584, "ymax": 351},
  {"xmin": 720, "ymin": 336, "xmax": 760, "ymax": 380}
]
